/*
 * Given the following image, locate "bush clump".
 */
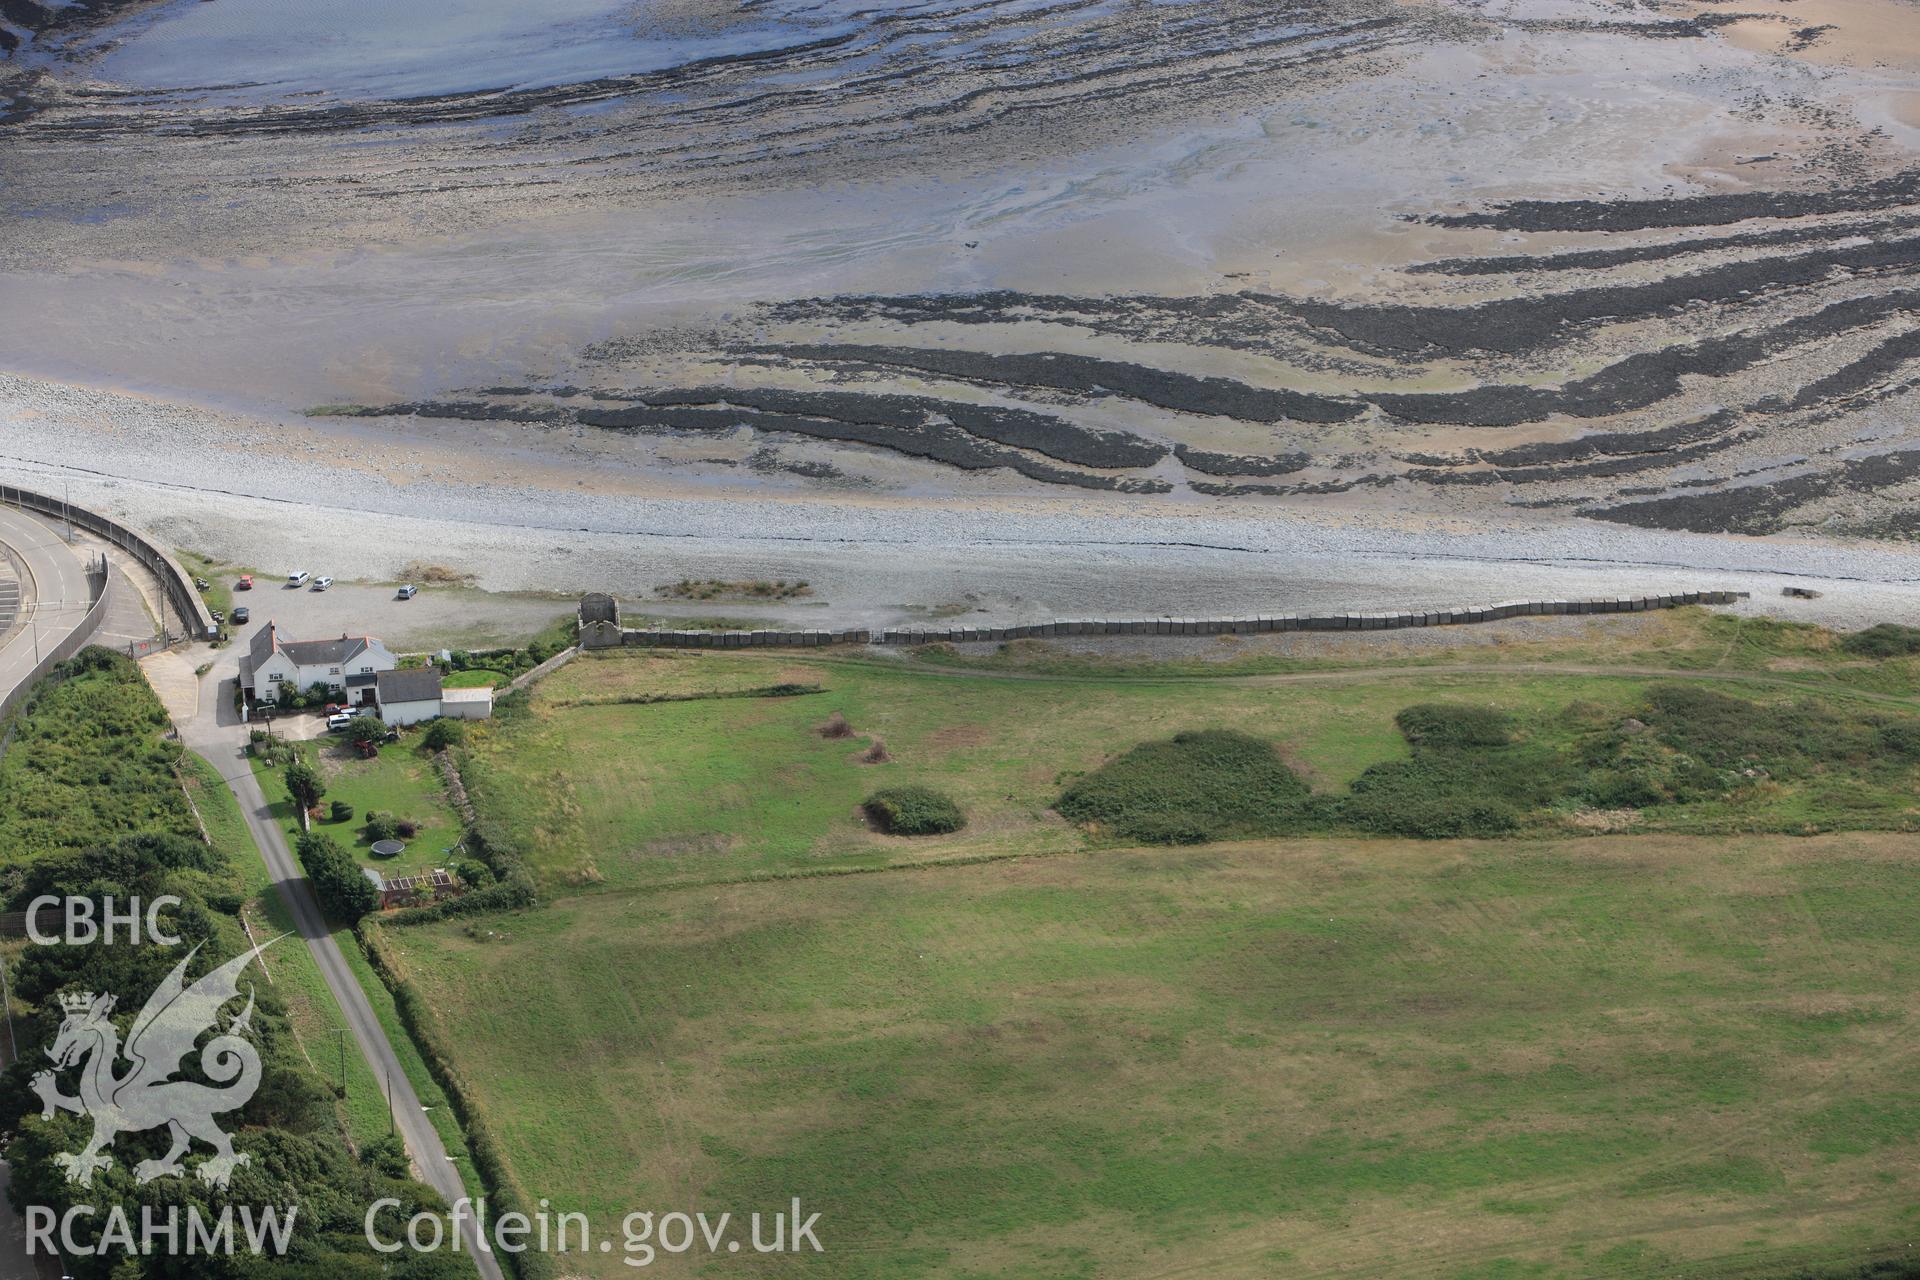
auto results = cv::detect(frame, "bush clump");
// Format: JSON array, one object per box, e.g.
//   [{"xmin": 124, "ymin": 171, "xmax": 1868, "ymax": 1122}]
[
  {"xmin": 1342, "ymin": 755, "xmax": 1527, "ymax": 838},
  {"xmin": 1341, "ymin": 703, "xmax": 1576, "ymax": 837},
  {"xmin": 1395, "ymin": 704, "xmax": 1516, "ymax": 748},
  {"xmin": 1841, "ymin": 624, "xmax": 1920, "ymax": 658},
  {"xmin": 422, "ymin": 719, "xmax": 466, "ymax": 750},
  {"xmin": 864, "ymin": 785, "xmax": 966, "ymax": 835},
  {"xmin": 1056, "ymin": 730, "xmax": 1311, "ymax": 845},
  {"xmin": 1640, "ymin": 684, "xmax": 1875, "ymax": 777}
]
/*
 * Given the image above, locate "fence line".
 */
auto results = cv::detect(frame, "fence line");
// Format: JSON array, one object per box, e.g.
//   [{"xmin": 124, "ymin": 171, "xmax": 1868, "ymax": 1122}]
[{"xmin": 580, "ymin": 590, "xmax": 1750, "ymax": 651}]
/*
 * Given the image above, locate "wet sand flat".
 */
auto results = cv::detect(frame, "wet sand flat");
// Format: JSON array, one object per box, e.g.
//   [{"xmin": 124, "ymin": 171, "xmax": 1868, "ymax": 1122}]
[{"xmin": 3, "ymin": 0, "xmax": 1920, "ymax": 615}]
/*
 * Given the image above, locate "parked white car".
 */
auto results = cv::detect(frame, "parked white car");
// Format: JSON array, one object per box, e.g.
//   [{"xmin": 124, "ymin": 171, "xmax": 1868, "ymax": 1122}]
[
  {"xmin": 396, "ymin": 583, "xmax": 418, "ymax": 600},
  {"xmin": 286, "ymin": 570, "xmax": 311, "ymax": 587},
  {"xmin": 311, "ymin": 576, "xmax": 333, "ymax": 591},
  {"xmin": 325, "ymin": 712, "xmax": 354, "ymax": 732}
]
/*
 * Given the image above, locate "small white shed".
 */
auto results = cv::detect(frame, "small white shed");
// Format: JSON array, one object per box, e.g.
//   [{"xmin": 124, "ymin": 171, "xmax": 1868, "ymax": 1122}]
[
  {"xmin": 374, "ymin": 668, "xmax": 445, "ymax": 727},
  {"xmin": 440, "ymin": 686, "xmax": 495, "ymax": 720}
]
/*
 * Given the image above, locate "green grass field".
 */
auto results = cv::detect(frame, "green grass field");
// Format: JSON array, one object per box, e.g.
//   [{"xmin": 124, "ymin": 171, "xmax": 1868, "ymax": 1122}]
[
  {"xmin": 909, "ymin": 610, "xmax": 1920, "ymax": 697},
  {"xmin": 392, "ymin": 830, "xmax": 1920, "ymax": 1278},
  {"xmin": 452, "ymin": 638, "xmax": 1920, "ymax": 893},
  {"xmin": 373, "ymin": 611, "xmax": 1920, "ymax": 1277}
]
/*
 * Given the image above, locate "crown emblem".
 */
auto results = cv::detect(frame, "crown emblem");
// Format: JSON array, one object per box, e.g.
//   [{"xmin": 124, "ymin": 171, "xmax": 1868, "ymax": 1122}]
[{"xmin": 58, "ymin": 992, "xmax": 96, "ymax": 1015}]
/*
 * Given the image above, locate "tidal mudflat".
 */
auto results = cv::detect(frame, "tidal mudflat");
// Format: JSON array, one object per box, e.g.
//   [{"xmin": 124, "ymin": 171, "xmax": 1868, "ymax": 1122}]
[{"xmin": 3, "ymin": 0, "xmax": 1919, "ymax": 617}]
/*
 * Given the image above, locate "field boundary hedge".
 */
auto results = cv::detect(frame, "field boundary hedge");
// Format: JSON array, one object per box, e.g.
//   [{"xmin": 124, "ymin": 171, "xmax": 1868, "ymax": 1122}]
[{"xmin": 357, "ymin": 923, "xmax": 555, "ymax": 1280}]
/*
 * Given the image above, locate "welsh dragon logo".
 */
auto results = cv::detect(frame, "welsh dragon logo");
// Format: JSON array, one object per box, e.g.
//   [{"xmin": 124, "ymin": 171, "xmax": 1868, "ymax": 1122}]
[{"xmin": 30, "ymin": 939, "xmax": 280, "ymax": 1188}]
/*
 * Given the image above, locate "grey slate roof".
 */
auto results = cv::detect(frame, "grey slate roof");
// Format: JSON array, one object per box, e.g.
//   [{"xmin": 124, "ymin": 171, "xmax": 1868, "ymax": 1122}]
[
  {"xmin": 249, "ymin": 622, "xmax": 376, "ymax": 670},
  {"xmin": 375, "ymin": 668, "xmax": 443, "ymax": 705}
]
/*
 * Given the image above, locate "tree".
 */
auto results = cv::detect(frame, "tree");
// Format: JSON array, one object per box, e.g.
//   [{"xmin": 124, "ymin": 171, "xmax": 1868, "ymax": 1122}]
[
  {"xmin": 285, "ymin": 760, "xmax": 325, "ymax": 813},
  {"xmin": 295, "ymin": 831, "xmax": 379, "ymax": 922}
]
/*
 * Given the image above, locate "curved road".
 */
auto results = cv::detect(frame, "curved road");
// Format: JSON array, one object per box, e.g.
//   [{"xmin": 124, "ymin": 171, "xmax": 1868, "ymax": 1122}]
[
  {"xmin": 0, "ymin": 506, "xmax": 93, "ymax": 711},
  {"xmin": 0, "ymin": 507, "xmax": 93, "ymax": 1280}
]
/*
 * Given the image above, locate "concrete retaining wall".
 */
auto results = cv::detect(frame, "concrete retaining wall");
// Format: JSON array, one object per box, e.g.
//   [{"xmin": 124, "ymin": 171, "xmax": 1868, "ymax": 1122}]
[
  {"xmin": 0, "ymin": 485, "xmax": 217, "ymax": 642},
  {"xmin": 584, "ymin": 591, "xmax": 1749, "ymax": 651},
  {"xmin": 0, "ymin": 568, "xmax": 110, "ymax": 724}
]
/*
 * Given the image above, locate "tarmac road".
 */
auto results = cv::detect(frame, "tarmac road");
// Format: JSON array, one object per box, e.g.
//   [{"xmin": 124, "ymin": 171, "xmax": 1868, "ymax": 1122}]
[
  {"xmin": 0, "ymin": 506, "xmax": 93, "ymax": 711},
  {"xmin": 0, "ymin": 507, "xmax": 94, "ymax": 1280},
  {"xmin": 179, "ymin": 664, "xmax": 508, "ymax": 1280},
  {"xmin": 0, "ymin": 503, "xmax": 500, "ymax": 1277}
]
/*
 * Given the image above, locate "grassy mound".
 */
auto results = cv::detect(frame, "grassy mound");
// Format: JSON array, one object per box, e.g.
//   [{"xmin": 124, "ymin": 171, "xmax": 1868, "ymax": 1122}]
[
  {"xmin": 1056, "ymin": 729, "xmax": 1311, "ymax": 845},
  {"xmin": 865, "ymin": 785, "xmax": 965, "ymax": 835}
]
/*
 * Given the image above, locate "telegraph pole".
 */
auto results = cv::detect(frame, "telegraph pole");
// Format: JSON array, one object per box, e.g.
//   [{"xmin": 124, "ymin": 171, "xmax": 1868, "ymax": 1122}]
[{"xmin": 0, "ymin": 954, "xmax": 18, "ymax": 1066}]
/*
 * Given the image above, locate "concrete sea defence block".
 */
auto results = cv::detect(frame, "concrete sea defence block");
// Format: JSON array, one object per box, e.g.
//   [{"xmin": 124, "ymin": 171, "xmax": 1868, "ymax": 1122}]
[{"xmin": 578, "ymin": 586, "xmax": 1743, "ymax": 652}]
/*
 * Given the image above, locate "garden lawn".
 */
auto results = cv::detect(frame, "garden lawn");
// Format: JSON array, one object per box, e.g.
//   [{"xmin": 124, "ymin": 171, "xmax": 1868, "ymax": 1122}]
[{"xmin": 252, "ymin": 734, "xmax": 463, "ymax": 877}]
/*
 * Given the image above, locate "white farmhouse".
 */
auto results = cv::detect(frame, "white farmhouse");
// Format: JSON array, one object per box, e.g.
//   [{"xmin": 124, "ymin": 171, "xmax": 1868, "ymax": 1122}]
[{"xmin": 242, "ymin": 623, "xmax": 398, "ymax": 705}]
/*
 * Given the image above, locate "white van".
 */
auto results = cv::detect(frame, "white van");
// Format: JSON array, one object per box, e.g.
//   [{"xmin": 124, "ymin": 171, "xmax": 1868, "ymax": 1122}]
[
  {"xmin": 396, "ymin": 583, "xmax": 418, "ymax": 600},
  {"xmin": 286, "ymin": 570, "xmax": 311, "ymax": 587}
]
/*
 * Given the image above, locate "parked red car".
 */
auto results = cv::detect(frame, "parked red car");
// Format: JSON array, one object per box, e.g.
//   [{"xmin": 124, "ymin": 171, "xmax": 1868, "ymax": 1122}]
[{"xmin": 235, "ymin": 574, "xmax": 254, "ymax": 590}]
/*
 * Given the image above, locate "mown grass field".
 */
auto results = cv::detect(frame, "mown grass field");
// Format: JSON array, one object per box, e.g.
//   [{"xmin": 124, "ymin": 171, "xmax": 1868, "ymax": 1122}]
[
  {"xmin": 912, "ymin": 610, "xmax": 1920, "ymax": 697},
  {"xmin": 392, "ymin": 830, "xmax": 1920, "ymax": 1278},
  {"xmin": 377, "ymin": 611, "xmax": 1920, "ymax": 1277}
]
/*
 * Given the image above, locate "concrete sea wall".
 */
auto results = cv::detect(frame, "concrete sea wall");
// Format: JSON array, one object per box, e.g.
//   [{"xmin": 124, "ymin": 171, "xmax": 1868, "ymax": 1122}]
[{"xmin": 580, "ymin": 590, "xmax": 1750, "ymax": 650}]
